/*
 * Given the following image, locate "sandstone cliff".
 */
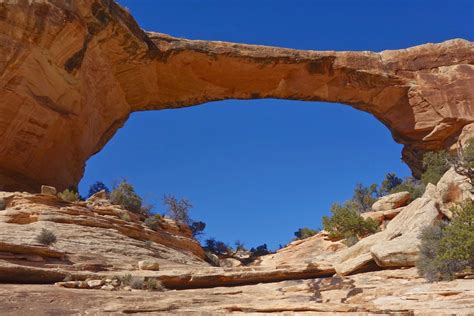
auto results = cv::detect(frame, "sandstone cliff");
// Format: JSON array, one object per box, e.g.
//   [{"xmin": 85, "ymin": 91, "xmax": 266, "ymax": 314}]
[{"xmin": 0, "ymin": 0, "xmax": 473, "ymax": 191}]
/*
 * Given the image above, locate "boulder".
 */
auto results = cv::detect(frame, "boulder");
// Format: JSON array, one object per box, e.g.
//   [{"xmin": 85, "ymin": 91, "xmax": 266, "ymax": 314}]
[
  {"xmin": 138, "ymin": 260, "xmax": 160, "ymax": 271},
  {"xmin": 335, "ymin": 197, "xmax": 440, "ymax": 275},
  {"xmin": 40, "ymin": 186, "xmax": 57, "ymax": 196},
  {"xmin": 86, "ymin": 280, "xmax": 104, "ymax": 289},
  {"xmin": 372, "ymin": 192, "xmax": 411, "ymax": 212}
]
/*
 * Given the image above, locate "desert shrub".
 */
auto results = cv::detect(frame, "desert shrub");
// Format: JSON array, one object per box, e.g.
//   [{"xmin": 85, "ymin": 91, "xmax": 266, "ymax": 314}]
[
  {"xmin": 36, "ymin": 228, "xmax": 57, "ymax": 245},
  {"xmin": 110, "ymin": 180, "xmax": 143, "ymax": 214},
  {"xmin": 87, "ymin": 181, "xmax": 110, "ymax": 198},
  {"xmin": 204, "ymin": 238, "xmax": 231, "ymax": 255},
  {"xmin": 391, "ymin": 177, "xmax": 425, "ymax": 200},
  {"xmin": 144, "ymin": 214, "xmax": 163, "ymax": 230},
  {"xmin": 130, "ymin": 277, "xmax": 145, "ymax": 289},
  {"xmin": 144, "ymin": 240, "xmax": 153, "ymax": 248},
  {"xmin": 250, "ymin": 244, "xmax": 271, "ymax": 257},
  {"xmin": 190, "ymin": 221, "xmax": 206, "ymax": 238},
  {"xmin": 0, "ymin": 198, "xmax": 5, "ymax": 211},
  {"xmin": 462, "ymin": 138, "xmax": 474, "ymax": 168},
  {"xmin": 58, "ymin": 189, "xmax": 80, "ymax": 202},
  {"xmin": 379, "ymin": 173, "xmax": 403, "ymax": 196},
  {"xmin": 145, "ymin": 278, "xmax": 164, "ymax": 291},
  {"xmin": 351, "ymin": 183, "xmax": 378, "ymax": 213},
  {"xmin": 120, "ymin": 274, "xmax": 132, "ymax": 285},
  {"xmin": 421, "ymin": 151, "xmax": 450, "ymax": 186},
  {"xmin": 294, "ymin": 227, "xmax": 318, "ymax": 240},
  {"xmin": 234, "ymin": 240, "xmax": 247, "ymax": 252},
  {"xmin": 120, "ymin": 213, "xmax": 131, "ymax": 222},
  {"xmin": 322, "ymin": 203, "xmax": 379, "ymax": 241},
  {"xmin": 417, "ymin": 202, "xmax": 474, "ymax": 281},
  {"xmin": 163, "ymin": 194, "xmax": 192, "ymax": 225}
]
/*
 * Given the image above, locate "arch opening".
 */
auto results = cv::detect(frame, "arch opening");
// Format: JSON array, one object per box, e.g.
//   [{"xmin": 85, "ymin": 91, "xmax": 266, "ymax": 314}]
[{"xmin": 79, "ymin": 99, "xmax": 410, "ymax": 249}]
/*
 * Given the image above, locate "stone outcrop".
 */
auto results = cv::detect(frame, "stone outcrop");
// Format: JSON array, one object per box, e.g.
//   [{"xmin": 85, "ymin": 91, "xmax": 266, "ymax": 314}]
[
  {"xmin": 372, "ymin": 191, "xmax": 411, "ymax": 212},
  {"xmin": 0, "ymin": 191, "xmax": 206, "ymax": 283},
  {"xmin": 335, "ymin": 168, "xmax": 473, "ymax": 275},
  {"xmin": 0, "ymin": 0, "xmax": 473, "ymax": 192}
]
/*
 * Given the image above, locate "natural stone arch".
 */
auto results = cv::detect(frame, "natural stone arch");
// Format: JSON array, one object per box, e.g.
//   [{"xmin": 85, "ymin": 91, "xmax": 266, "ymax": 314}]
[{"xmin": 0, "ymin": 0, "xmax": 473, "ymax": 192}]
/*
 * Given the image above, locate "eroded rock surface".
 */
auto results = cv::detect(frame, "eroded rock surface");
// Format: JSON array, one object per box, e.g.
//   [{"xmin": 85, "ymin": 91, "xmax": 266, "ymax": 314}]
[
  {"xmin": 0, "ymin": 0, "xmax": 473, "ymax": 191},
  {"xmin": 0, "ymin": 191, "xmax": 206, "ymax": 283},
  {"xmin": 1, "ymin": 268, "xmax": 473, "ymax": 315}
]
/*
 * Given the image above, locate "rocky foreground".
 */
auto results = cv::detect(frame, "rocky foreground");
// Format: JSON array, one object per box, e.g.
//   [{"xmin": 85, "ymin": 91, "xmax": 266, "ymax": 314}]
[{"xmin": 0, "ymin": 168, "xmax": 473, "ymax": 315}]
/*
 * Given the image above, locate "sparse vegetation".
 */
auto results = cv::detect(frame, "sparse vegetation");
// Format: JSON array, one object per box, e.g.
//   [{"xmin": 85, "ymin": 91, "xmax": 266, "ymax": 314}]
[
  {"xmin": 390, "ymin": 177, "xmax": 425, "ymax": 200},
  {"xmin": 421, "ymin": 150, "xmax": 450, "ymax": 186},
  {"xmin": 36, "ymin": 228, "xmax": 57, "ymax": 245},
  {"xmin": 417, "ymin": 202, "xmax": 474, "ymax": 281},
  {"xmin": 249, "ymin": 244, "xmax": 271, "ymax": 257},
  {"xmin": 163, "ymin": 194, "xmax": 192, "ymax": 225},
  {"xmin": 110, "ymin": 180, "xmax": 143, "ymax": 214},
  {"xmin": 452, "ymin": 137, "xmax": 474, "ymax": 182},
  {"xmin": 144, "ymin": 214, "xmax": 163, "ymax": 230},
  {"xmin": 58, "ymin": 188, "xmax": 80, "ymax": 202},
  {"xmin": 379, "ymin": 173, "xmax": 403, "ymax": 196},
  {"xmin": 145, "ymin": 278, "xmax": 164, "ymax": 291},
  {"xmin": 120, "ymin": 213, "xmax": 131, "ymax": 222},
  {"xmin": 351, "ymin": 183, "xmax": 378, "ymax": 213},
  {"xmin": 204, "ymin": 238, "xmax": 231, "ymax": 255},
  {"xmin": 190, "ymin": 221, "xmax": 206, "ymax": 238},
  {"xmin": 322, "ymin": 202, "xmax": 379, "ymax": 243},
  {"xmin": 87, "ymin": 181, "xmax": 110, "ymax": 198},
  {"xmin": 294, "ymin": 227, "xmax": 318, "ymax": 240}
]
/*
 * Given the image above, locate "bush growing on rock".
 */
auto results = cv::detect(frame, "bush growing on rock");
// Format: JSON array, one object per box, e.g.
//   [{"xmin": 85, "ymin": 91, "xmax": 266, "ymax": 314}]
[
  {"xmin": 379, "ymin": 173, "xmax": 403, "ymax": 196},
  {"xmin": 351, "ymin": 183, "xmax": 378, "ymax": 213},
  {"xmin": 110, "ymin": 180, "xmax": 143, "ymax": 214},
  {"xmin": 144, "ymin": 214, "xmax": 163, "ymax": 230},
  {"xmin": 190, "ymin": 220, "xmax": 206, "ymax": 238},
  {"xmin": 88, "ymin": 181, "xmax": 110, "ymax": 198},
  {"xmin": 250, "ymin": 244, "xmax": 271, "ymax": 257},
  {"xmin": 58, "ymin": 188, "xmax": 80, "ymax": 202},
  {"xmin": 322, "ymin": 203, "xmax": 379, "ymax": 242},
  {"xmin": 36, "ymin": 228, "xmax": 57, "ymax": 245},
  {"xmin": 163, "ymin": 194, "xmax": 192, "ymax": 225},
  {"xmin": 294, "ymin": 227, "xmax": 318, "ymax": 240},
  {"xmin": 421, "ymin": 150, "xmax": 450, "ymax": 186},
  {"xmin": 417, "ymin": 202, "xmax": 474, "ymax": 281},
  {"xmin": 204, "ymin": 238, "xmax": 231, "ymax": 255}
]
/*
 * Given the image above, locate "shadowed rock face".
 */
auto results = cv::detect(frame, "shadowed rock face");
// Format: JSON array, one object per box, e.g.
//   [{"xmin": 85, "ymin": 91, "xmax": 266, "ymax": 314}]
[{"xmin": 1, "ymin": 0, "xmax": 473, "ymax": 192}]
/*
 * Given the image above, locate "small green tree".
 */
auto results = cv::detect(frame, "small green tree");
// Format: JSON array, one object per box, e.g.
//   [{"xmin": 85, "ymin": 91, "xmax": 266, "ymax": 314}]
[
  {"xmin": 110, "ymin": 180, "xmax": 143, "ymax": 214},
  {"xmin": 379, "ymin": 173, "xmax": 403, "ymax": 196},
  {"xmin": 58, "ymin": 189, "xmax": 79, "ymax": 202},
  {"xmin": 190, "ymin": 221, "xmax": 206, "ymax": 238},
  {"xmin": 421, "ymin": 151, "xmax": 450, "ymax": 186},
  {"xmin": 294, "ymin": 227, "xmax": 318, "ymax": 240},
  {"xmin": 417, "ymin": 202, "xmax": 474, "ymax": 281},
  {"xmin": 36, "ymin": 228, "xmax": 57, "ymax": 245},
  {"xmin": 87, "ymin": 181, "xmax": 110, "ymax": 198},
  {"xmin": 322, "ymin": 202, "xmax": 379, "ymax": 242},
  {"xmin": 351, "ymin": 183, "xmax": 378, "ymax": 213}
]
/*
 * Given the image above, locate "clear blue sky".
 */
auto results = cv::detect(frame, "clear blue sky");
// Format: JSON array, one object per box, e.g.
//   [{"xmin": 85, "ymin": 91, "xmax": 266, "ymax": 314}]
[{"xmin": 79, "ymin": 0, "xmax": 474, "ymax": 249}]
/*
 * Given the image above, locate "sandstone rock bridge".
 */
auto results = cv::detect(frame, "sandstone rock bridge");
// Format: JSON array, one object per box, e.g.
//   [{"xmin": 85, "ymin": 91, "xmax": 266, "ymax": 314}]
[{"xmin": 1, "ymin": 0, "xmax": 473, "ymax": 192}]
